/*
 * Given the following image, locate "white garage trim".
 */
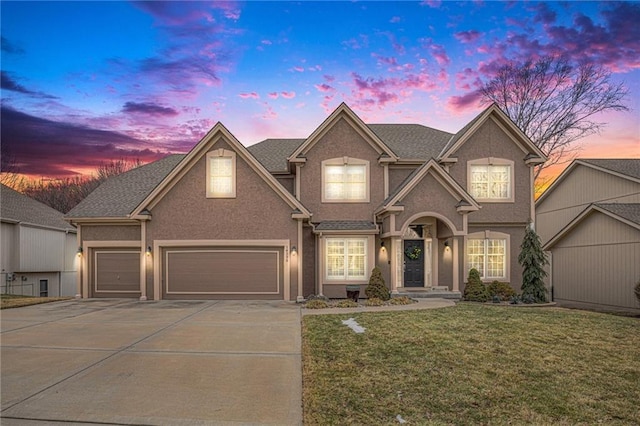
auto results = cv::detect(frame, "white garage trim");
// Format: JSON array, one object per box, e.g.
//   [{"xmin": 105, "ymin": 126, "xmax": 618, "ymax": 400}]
[
  {"xmin": 81, "ymin": 240, "xmax": 141, "ymax": 299},
  {"xmin": 153, "ymin": 239, "xmax": 291, "ymax": 301}
]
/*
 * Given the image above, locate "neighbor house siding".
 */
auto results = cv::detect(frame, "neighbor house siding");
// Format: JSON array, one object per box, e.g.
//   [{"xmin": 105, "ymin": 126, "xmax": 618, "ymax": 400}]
[
  {"xmin": 550, "ymin": 212, "xmax": 640, "ymax": 311},
  {"xmin": 536, "ymin": 165, "xmax": 640, "ymax": 244},
  {"xmin": 19, "ymin": 226, "xmax": 69, "ymax": 272}
]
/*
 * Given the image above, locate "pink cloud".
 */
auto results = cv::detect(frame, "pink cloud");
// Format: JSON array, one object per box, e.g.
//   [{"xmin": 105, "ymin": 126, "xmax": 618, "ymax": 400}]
[
  {"xmin": 446, "ymin": 90, "xmax": 483, "ymax": 113},
  {"xmin": 454, "ymin": 30, "xmax": 482, "ymax": 44},
  {"xmin": 268, "ymin": 92, "xmax": 278, "ymax": 99},
  {"xmin": 342, "ymin": 35, "xmax": 369, "ymax": 50},
  {"xmin": 429, "ymin": 44, "xmax": 450, "ymax": 66},
  {"xmin": 261, "ymin": 39, "xmax": 272, "ymax": 45},
  {"xmin": 372, "ymin": 53, "xmax": 398, "ymax": 67},
  {"xmin": 239, "ymin": 92, "xmax": 259, "ymax": 99},
  {"xmin": 390, "ymin": 16, "xmax": 401, "ymax": 23},
  {"xmin": 314, "ymin": 83, "xmax": 334, "ymax": 93},
  {"xmin": 290, "ymin": 66, "xmax": 305, "ymax": 73},
  {"xmin": 323, "ymin": 75, "xmax": 336, "ymax": 82},
  {"xmin": 281, "ymin": 91, "xmax": 296, "ymax": 99},
  {"xmin": 420, "ymin": 0, "xmax": 442, "ymax": 8}
]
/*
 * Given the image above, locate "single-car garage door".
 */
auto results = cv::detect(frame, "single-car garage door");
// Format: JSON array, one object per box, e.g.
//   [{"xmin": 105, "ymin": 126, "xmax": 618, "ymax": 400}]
[
  {"xmin": 91, "ymin": 248, "xmax": 141, "ymax": 298},
  {"xmin": 162, "ymin": 246, "xmax": 284, "ymax": 300}
]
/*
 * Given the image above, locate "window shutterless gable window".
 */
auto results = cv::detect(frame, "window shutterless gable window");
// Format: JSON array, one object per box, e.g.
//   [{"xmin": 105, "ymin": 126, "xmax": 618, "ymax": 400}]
[
  {"xmin": 206, "ymin": 149, "xmax": 236, "ymax": 198},
  {"xmin": 468, "ymin": 158, "xmax": 514, "ymax": 202},
  {"xmin": 325, "ymin": 237, "xmax": 367, "ymax": 281},
  {"xmin": 322, "ymin": 157, "xmax": 370, "ymax": 202},
  {"xmin": 465, "ymin": 231, "xmax": 510, "ymax": 281}
]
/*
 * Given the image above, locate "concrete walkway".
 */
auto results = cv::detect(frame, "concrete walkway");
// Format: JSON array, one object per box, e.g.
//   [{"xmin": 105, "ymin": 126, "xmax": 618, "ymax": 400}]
[{"xmin": 1, "ymin": 299, "xmax": 302, "ymax": 425}]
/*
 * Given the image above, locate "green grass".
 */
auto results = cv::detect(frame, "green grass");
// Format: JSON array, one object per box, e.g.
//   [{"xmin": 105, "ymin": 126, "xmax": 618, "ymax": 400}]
[
  {"xmin": 1, "ymin": 294, "xmax": 72, "ymax": 309},
  {"xmin": 302, "ymin": 304, "xmax": 640, "ymax": 425}
]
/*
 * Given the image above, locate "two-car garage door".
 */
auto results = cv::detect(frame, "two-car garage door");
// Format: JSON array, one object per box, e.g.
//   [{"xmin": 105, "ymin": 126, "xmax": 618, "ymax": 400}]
[{"xmin": 162, "ymin": 246, "xmax": 285, "ymax": 300}]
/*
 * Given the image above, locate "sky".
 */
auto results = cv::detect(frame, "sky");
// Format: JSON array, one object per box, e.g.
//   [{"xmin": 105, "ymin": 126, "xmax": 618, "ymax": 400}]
[{"xmin": 1, "ymin": 1, "xmax": 639, "ymax": 185}]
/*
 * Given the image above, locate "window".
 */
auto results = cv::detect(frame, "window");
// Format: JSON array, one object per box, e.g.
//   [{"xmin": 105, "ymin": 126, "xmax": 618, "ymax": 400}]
[
  {"xmin": 39, "ymin": 279, "xmax": 48, "ymax": 297},
  {"xmin": 468, "ymin": 158, "xmax": 514, "ymax": 202},
  {"xmin": 326, "ymin": 238, "xmax": 367, "ymax": 280},
  {"xmin": 466, "ymin": 231, "xmax": 509, "ymax": 280},
  {"xmin": 206, "ymin": 149, "xmax": 236, "ymax": 198},
  {"xmin": 322, "ymin": 158, "xmax": 369, "ymax": 202}
]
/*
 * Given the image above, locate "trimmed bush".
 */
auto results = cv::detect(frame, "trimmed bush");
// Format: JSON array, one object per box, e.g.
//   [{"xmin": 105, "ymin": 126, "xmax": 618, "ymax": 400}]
[
  {"xmin": 364, "ymin": 297, "xmax": 385, "ymax": 307},
  {"xmin": 389, "ymin": 296, "xmax": 414, "ymax": 305},
  {"xmin": 305, "ymin": 299, "xmax": 329, "ymax": 309},
  {"xmin": 365, "ymin": 267, "xmax": 390, "ymax": 301},
  {"xmin": 487, "ymin": 281, "xmax": 516, "ymax": 301},
  {"xmin": 334, "ymin": 299, "xmax": 359, "ymax": 308},
  {"xmin": 519, "ymin": 224, "xmax": 548, "ymax": 303},
  {"xmin": 463, "ymin": 268, "xmax": 490, "ymax": 302}
]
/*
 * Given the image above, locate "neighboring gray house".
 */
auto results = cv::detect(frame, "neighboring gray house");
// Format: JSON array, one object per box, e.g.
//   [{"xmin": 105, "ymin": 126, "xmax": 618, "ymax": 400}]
[
  {"xmin": 66, "ymin": 103, "xmax": 546, "ymax": 301},
  {"xmin": 536, "ymin": 159, "xmax": 640, "ymax": 313},
  {"xmin": 1, "ymin": 184, "xmax": 78, "ymax": 297}
]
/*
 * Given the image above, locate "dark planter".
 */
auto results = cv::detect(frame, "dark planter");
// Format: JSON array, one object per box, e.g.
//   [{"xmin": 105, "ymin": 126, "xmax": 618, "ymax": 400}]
[{"xmin": 345, "ymin": 285, "xmax": 360, "ymax": 302}]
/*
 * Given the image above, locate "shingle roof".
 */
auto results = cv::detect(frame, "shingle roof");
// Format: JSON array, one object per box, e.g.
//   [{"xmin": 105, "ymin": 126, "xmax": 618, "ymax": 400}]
[
  {"xmin": 248, "ymin": 139, "xmax": 305, "ymax": 172},
  {"xmin": 314, "ymin": 221, "xmax": 377, "ymax": 231},
  {"xmin": 580, "ymin": 159, "xmax": 640, "ymax": 180},
  {"xmin": 1, "ymin": 184, "xmax": 75, "ymax": 230},
  {"xmin": 595, "ymin": 203, "xmax": 640, "ymax": 226},
  {"xmin": 66, "ymin": 154, "xmax": 184, "ymax": 218},
  {"xmin": 368, "ymin": 124, "xmax": 452, "ymax": 159}
]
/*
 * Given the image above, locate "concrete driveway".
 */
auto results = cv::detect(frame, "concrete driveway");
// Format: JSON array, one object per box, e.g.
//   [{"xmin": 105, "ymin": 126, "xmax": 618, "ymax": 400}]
[{"xmin": 1, "ymin": 299, "xmax": 302, "ymax": 425}]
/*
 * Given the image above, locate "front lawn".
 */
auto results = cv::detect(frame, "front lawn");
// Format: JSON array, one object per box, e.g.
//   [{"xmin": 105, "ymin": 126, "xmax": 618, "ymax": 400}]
[
  {"xmin": 302, "ymin": 304, "xmax": 640, "ymax": 425},
  {"xmin": 1, "ymin": 294, "xmax": 72, "ymax": 309}
]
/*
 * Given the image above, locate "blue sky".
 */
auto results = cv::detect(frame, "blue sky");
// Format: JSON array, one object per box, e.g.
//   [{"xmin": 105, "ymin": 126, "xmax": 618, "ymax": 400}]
[{"xmin": 1, "ymin": 1, "xmax": 638, "ymax": 181}]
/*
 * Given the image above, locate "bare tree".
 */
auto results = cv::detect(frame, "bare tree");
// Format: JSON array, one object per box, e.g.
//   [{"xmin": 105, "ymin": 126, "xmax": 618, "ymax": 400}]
[
  {"xmin": 0, "ymin": 149, "xmax": 27, "ymax": 190},
  {"xmin": 480, "ymin": 56, "xmax": 629, "ymax": 181}
]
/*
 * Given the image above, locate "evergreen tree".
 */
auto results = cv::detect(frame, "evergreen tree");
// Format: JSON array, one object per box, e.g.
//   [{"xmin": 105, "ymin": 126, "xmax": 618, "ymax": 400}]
[
  {"xmin": 463, "ymin": 268, "xmax": 490, "ymax": 302},
  {"xmin": 365, "ymin": 267, "xmax": 390, "ymax": 301},
  {"xmin": 518, "ymin": 224, "xmax": 549, "ymax": 303}
]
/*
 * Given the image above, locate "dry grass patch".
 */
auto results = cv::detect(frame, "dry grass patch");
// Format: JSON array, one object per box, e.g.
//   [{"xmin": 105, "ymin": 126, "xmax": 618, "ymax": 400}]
[
  {"xmin": 302, "ymin": 304, "xmax": 640, "ymax": 425},
  {"xmin": 1, "ymin": 294, "xmax": 72, "ymax": 309}
]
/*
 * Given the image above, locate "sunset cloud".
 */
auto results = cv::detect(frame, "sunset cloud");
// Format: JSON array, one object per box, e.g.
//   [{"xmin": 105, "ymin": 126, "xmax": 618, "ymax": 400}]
[
  {"xmin": 239, "ymin": 92, "xmax": 260, "ymax": 99},
  {"xmin": 122, "ymin": 101, "xmax": 179, "ymax": 116}
]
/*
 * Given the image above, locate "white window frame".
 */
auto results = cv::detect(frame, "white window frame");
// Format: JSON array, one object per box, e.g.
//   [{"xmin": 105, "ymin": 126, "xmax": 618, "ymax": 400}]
[
  {"xmin": 324, "ymin": 237, "xmax": 369, "ymax": 281},
  {"xmin": 321, "ymin": 157, "xmax": 370, "ymax": 203},
  {"xmin": 465, "ymin": 231, "xmax": 510, "ymax": 281},
  {"xmin": 467, "ymin": 158, "xmax": 514, "ymax": 202},
  {"xmin": 206, "ymin": 149, "xmax": 236, "ymax": 198}
]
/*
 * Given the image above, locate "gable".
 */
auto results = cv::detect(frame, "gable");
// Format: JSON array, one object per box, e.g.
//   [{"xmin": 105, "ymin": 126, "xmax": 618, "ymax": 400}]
[
  {"xmin": 288, "ymin": 103, "xmax": 397, "ymax": 162},
  {"xmin": 132, "ymin": 123, "xmax": 309, "ymax": 219}
]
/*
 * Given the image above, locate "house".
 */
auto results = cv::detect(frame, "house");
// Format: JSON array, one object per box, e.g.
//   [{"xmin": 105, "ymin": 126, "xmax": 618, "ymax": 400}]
[
  {"xmin": 65, "ymin": 103, "xmax": 546, "ymax": 301},
  {"xmin": 537, "ymin": 159, "xmax": 640, "ymax": 313},
  {"xmin": 1, "ymin": 184, "xmax": 77, "ymax": 297}
]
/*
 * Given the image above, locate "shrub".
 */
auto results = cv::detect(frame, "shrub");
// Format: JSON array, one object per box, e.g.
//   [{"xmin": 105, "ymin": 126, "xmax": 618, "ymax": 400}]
[
  {"xmin": 389, "ymin": 296, "xmax": 414, "ymax": 305},
  {"xmin": 364, "ymin": 297, "xmax": 385, "ymax": 306},
  {"xmin": 365, "ymin": 267, "xmax": 390, "ymax": 301},
  {"xmin": 463, "ymin": 268, "xmax": 490, "ymax": 302},
  {"xmin": 334, "ymin": 299, "xmax": 359, "ymax": 308},
  {"xmin": 519, "ymin": 224, "xmax": 548, "ymax": 303},
  {"xmin": 487, "ymin": 281, "xmax": 516, "ymax": 301},
  {"xmin": 305, "ymin": 299, "xmax": 329, "ymax": 309},
  {"xmin": 306, "ymin": 294, "xmax": 329, "ymax": 302},
  {"xmin": 635, "ymin": 279, "xmax": 640, "ymax": 304}
]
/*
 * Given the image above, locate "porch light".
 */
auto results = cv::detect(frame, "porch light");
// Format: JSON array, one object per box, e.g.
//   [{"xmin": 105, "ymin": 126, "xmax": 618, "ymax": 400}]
[
  {"xmin": 444, "ymin": 240, "xmax": 450, "ymax": 248},
  {"xmin": 145, "ymin": 246, "xmax": 152, "ymax": 256},
  {"xmin": 380, "ymin": 241, "xmax": 385, "ymax": 248},
  {"xmin": 76, "ymin": 246, "xmax": 83, "ymax": 257},
  {"xmin": 291, "ymin": 246, "xmax": 297, "ymax": 255}
]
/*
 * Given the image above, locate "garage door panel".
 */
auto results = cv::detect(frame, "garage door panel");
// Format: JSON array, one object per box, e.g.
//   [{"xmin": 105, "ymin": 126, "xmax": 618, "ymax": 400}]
[
  {"xmin": 164, "ymin": 247, "xmax": 283, "ymax": 297},
  {"xmin": 93, "ymin": 250, "xmax": 141, "ymax": 296}
]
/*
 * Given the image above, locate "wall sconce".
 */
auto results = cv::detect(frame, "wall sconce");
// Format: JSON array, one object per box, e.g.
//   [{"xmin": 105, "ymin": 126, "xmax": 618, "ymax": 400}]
[
  {"xmin": 444, "ymin": 240, "xmax": 450, "ymax": 248},
  {"xmin": 145, "ymin": 246, "xmax": 152, "ymax": 256},
  {"xmin": 291, "ymin": 246, "xmax": 297, "ymax": 255},
  {"xmin": 76, "ymin": 246, "xmax": 83, "ymax": 257},
  {"xmin": 380, "ymin": 241, "xmax": 385, "ymax": 248}
]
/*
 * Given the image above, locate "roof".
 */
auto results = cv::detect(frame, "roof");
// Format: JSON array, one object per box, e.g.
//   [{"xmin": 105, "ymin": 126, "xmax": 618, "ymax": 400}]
[
  {"xmin": 368, "ymin": 124, "xmax": 452, "ymax": 160},
  {"xmin": 579, "ymin": 159, "xmax": 640, "ymax": 180},
  {"xmin": 1, "ymin": 184, "xmax": 75, "ymax": 231},
  {"xmin": 595, "ymin": 203, "xmax": 640, "ymax": 226},
  {"xmin": 314, "ymin": 221, "xmax": 377, "ymax": 231},
  {"xmin": 248, "ymin": 139, "xmax": 304, "ymax": 172},
  {"xmin": 66, "ymin": 155, "xmax": 184, "ymax": 218}
]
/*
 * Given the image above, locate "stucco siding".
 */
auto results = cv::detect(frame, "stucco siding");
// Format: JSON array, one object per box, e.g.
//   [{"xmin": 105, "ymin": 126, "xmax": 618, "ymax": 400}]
[
  {"xmin": 299, "ymin": 117, "xmax": 385, "ymax": 222},
  {"xmin": 82, "ymin": 225, "xmax": 141, "ymax": 242},
  {"xmin": 275, "ymin": 175, "xmax": 294, "ymax": 195},
  {"xmin": 395, "ymin": 173, "xmax": 464, "ymax": 233},
  {"xmin": 302, "ymin": 225, "xmax": 316, "ymax": 297},
  {"xmin": 388, "ymin": 166, "xmax": 416, "ymax": 196},
  {"xmin": 448, "ymin": 118, "xmax": 532, "ymax": 224},
  {"xmin": 536, "ymin": 165, "xmax": 640, "ymax": 244}
]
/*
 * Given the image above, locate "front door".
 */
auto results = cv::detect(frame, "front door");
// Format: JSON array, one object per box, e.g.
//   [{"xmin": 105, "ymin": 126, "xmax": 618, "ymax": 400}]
[{"xmin": 404, "ymin": 240, "xmax": 424, "ymax": 287}]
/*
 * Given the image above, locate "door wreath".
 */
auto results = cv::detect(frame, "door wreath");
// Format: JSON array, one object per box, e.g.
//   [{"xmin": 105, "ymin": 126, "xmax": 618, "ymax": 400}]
[{"xmin": 405, "ymin": 246, "xmax": 422, "ymax": 260}]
